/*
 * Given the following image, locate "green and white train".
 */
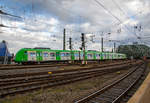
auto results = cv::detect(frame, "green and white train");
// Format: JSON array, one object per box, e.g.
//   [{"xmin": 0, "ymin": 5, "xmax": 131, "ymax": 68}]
[{"xmin": 15, "ymin": 48, "xmax": 127, "ymax": 64}]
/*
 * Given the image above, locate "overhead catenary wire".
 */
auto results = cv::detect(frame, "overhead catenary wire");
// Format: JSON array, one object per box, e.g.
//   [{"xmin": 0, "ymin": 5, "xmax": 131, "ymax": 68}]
[
  {"xmin": 110, "ymin": 0, "xmax": 146, "ymax": 45},
  {"xmin": 94, "ymin": 0, "xmax": 140, "ymax": 39},
  {"xmin": 94, "ymin": 0, "xmax": 148, "ymax": 56},
  {"xmin": 94, "ymin": 0, "xmax": 121, "ymax": 23},
  {"xmin": 111, "ymin": 0, "xmax": 130, "ymax": 20}
]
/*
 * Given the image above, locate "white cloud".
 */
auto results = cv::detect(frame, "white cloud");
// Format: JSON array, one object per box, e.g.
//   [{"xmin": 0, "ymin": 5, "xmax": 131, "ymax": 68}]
[{"xmin": 1, "ymin": 0, "xmax": 150, "ymax": 53}]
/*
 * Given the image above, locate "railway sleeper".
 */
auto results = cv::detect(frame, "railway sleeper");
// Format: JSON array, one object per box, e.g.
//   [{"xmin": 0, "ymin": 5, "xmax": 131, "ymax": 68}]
[{"xmin": 93, "ymin": 96, "xmax": 113, "ymax": 103}]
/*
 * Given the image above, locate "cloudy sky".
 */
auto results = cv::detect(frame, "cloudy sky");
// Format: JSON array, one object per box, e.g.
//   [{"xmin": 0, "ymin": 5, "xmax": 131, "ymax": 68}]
[{"xmin": 0, "ymin": 0, "xmax": 150, "ymax": 54}]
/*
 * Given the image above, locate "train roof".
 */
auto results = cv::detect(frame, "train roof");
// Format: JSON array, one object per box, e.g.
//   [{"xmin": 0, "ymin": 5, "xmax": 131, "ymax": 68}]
[{"xmin": 17, "ymin": 48, "xmax": 126, "ymax": 56}]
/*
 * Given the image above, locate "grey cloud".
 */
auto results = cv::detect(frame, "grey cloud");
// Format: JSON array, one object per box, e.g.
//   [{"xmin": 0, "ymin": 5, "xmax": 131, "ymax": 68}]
[{"xmin": 1, "ymin": 0, "xmax": 150, "ymax": 53}]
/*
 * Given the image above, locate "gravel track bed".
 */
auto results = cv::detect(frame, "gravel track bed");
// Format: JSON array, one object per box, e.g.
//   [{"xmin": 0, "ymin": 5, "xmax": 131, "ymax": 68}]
[
  {"xmin": 0, "ymin": 65, "xmax": 97, "ymax": 76},
  {"xmin": 0, "ymin": 61, "xmax": 132, "ymax": 76},
  {"xmin": 0, "ymin": 69, "xmax": 129, "ymax": 103},
  {"xmin": 0, "ymin": 66, "xmax": 60, "ymax": 76}
]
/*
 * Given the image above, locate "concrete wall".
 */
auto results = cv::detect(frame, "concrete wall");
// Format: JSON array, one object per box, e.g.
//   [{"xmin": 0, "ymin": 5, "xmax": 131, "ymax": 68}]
[{"xmin": 128, "ymin": 73, "xmax": 150, "ymax": 103}]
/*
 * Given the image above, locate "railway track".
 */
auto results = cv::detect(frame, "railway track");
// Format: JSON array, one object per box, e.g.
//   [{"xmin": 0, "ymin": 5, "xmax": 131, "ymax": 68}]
[
  {"xmin": 0, "ymin": 63, "xmax": 71, "ymax": 70},
  {"xmin": 0, "ymin": 60, "xmax": 131, "ymax": 70},
  {"xmin": 0, "ymin": 60, "xmax": 136, "ymax": 79},
  {"xmin": 0, "ymin": 61, "xmax": 140, "ymax": 98},
  {"xmin": 74, "ymin": 61, "xmax": 146, "ymax": 103}
]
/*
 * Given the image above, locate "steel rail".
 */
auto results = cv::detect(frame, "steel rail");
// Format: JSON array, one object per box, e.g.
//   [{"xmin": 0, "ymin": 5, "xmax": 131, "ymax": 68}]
[
  {"xmin": 0, "ymin": 60, "xmax": 131, "ymax": 70},
  {"xmin": 0, "ymin": 62, "xmax": 139, "ymax": 98},
  {"xmin": 74, "ymin": 62, "xmax": 144, "ymax": 103},
  {"xmin": 0, "ymin": 63, "xmax": 133, "ymax": 88},
  {"xmin": 0, "ymin": 65, "xmax": 130, "ymax": 90},
  {"xmin": 0, "ymin": 61, "xmax": 136, "ymax": 79}
]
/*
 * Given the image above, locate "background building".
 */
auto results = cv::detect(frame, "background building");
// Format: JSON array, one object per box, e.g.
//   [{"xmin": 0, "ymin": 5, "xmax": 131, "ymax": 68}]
[{"xmin": 0, "ymin": 40, "xmax": 12, "ymax": 64}]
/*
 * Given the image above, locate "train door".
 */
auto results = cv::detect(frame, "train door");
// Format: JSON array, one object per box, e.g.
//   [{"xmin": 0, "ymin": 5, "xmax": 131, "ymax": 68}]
[
  {"xmin": 27, "ymin": 51, "xmax": 36, "ymax": 61},
  {"xmin": 66, "ymin": 52, "xmax": 71, "ymax": 60},
  {"xmin": 74, "ymin": 52, "xmax": 79, "ymax": 60},
  {"xmin": 106, "ymin": 53, "xmax": 108, "ymax": 59},
  {"xmin": 108, "ymin": 53, "xmax": 112, "ymax": 60},
  {"xmin": 115, "ymin": 54, "xmax": 117, "ymax": 59},
  {"xmin": 23, "ymin": 51, "xmax": 28, "ymax": 62},
  {"xmin": 80, "ymin": 52, "xmax": 83, "ymax": 60},
  {"xmin": 36, "ymin": 52, "xmax": 42, "ymax": 62}
]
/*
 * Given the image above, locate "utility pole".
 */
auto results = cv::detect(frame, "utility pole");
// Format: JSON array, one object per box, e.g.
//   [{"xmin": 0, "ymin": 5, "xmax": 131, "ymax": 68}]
[
  {"xmin": 69, "ymin": 37, "xmax": 73, "ymax": 63},
  {"xmin": 112, "ymin": 48, "xmax": 113, "ymax": 53},
  {"xmin": 101, "ymin": 37, "xmax": 103, "ymax": 52},
  {"xmin": 114, "ymin": 42, "xmax": 116, "ymax": 53},
  {"xmin": 81, "ymin": 33, "xmax": 86, "ymax": 64},
  {"xmin": 63, "ymin": 28, "xmax": 66, "ymax": 50}
]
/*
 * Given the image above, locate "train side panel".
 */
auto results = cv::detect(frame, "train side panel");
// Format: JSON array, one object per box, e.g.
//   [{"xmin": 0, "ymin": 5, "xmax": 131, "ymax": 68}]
[{"xmin": 15, "ymin": 48, "xmax": 127, "ymax": 64}]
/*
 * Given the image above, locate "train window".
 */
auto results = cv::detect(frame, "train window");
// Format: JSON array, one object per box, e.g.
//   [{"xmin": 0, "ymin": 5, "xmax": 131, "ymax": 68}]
[
  {"xmin": 44, "ymin": 53, "xmax": 48, "ymax": 57},
  {"xmin": 96, "ymin": 54, "xmax": 99, "ymax": 57},
  {"xmin": 30, "ymin": 53, "xmax": 36, "ymax": 57},
  {"xmin": 74, "ymin": 53, "xmax": 79, "ymax": 57},
  {"xmin": 66, "ymin": 53, "xmax": 70, "ymax": 56},
  {"xmin": 50, "ymin": 53, "xmax": 55, "ymax": 57},
  {"xmin": 61, "ymin": 53, "xmax": 65, "ymax": 57},
  {"xmin": 88, "ymin": 54, "xmax": 93, "ymax": 58}
]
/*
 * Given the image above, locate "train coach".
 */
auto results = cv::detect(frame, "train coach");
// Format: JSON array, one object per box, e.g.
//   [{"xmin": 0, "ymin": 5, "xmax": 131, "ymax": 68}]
[{"xmin": 14, "ymin": 48, "xmax": 126, "ymax": 64}]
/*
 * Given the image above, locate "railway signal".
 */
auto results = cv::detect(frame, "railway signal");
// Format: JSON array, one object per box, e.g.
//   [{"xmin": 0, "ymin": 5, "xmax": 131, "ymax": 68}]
[
  {"xmin": 69, "ymin": 37, "xmax": 72, "ymax": 50},
  {"xmin": 81, "ymin": 33, "xmax": 86, "ymax": 64}
]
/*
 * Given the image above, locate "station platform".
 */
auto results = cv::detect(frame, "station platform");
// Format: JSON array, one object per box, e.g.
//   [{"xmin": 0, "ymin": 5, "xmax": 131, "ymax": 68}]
[{"xmin": 128, "ymin": 72, "xmax": 150, "ymax": 103}]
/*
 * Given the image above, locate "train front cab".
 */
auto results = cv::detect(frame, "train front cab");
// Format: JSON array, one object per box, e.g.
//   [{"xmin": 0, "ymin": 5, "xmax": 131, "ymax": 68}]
[{"xmin": 15, "ymin": 49, "xmax": 37, "ymax": 64}]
